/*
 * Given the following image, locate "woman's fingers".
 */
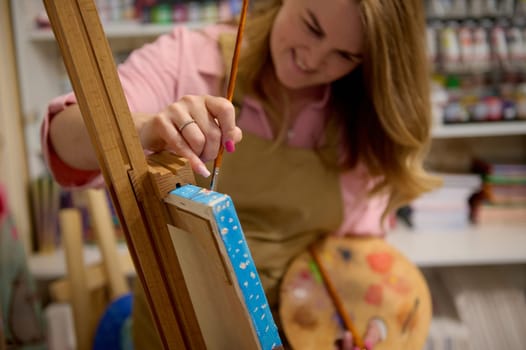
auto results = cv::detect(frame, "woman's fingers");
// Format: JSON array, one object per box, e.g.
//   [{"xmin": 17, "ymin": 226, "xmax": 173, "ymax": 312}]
[
  {"xmin": 138, "ymin": 94, "xmax": 241, "ymax": 178},
  {"xmin": 178, "ymin": 95, "xmax": 222, "ymax": 160},
  {"xmin": 334, "ymin": 331, "xmax": 355, "ymax": 350},
  {"xmin": 140, "ymin": 111, "xmax": 211, "ymax": 177},
  {"xmin": 342, "ymin": 332, "xmax": 355, "ymax": 350},
  {"xmin": 204, "ymin": 95, "xmax": 243, "ymax": 149},
  {"xmin": 170, "ymin": 95, "xmax": 241, "ymax": 161}
]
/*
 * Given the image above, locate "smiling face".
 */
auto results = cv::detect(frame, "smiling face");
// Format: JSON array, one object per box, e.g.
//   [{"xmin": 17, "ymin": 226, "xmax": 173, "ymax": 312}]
[{"xmin": 270, "ymin": 0, "xmax": 364, "ymax": 91}]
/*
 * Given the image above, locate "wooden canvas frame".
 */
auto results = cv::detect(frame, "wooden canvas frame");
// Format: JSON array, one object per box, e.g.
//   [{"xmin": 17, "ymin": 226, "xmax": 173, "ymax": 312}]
[{"xmin": 42, "ymin": 0, "xmax": 282, "ymax": 349}]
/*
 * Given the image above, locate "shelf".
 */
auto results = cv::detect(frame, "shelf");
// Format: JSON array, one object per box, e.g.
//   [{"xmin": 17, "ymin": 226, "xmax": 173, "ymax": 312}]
[
  {"xmin": 30, "ymin": 20, "xmax": 216, "ymax": 41},
  {"xmin": 432, "ymin": 120, "xmax": 526, "ymax": 138},
  {"xmin": 28, "ymin": 243, "xmax": 135, "ymax": 280},
  {"xmin": 387, "ymin": 224, "xmax": 526, "ymax": 267},
  {"xmin": 28, "ymin": 225, "xmax": 526, "ymax": 280}
]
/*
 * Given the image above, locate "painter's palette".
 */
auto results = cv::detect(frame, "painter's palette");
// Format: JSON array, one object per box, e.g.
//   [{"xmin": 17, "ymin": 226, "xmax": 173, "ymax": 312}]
[{"xmin": 279, "ymin": 237, "xmax": 431, "ymax": 350}]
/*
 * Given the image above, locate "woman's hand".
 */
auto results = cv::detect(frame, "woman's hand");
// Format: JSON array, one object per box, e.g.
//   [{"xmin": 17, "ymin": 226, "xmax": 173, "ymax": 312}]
[
  {"xmin": 334, "ymin": 332, "xmax": 356, "ymax": 350},
  {"xmin": 137, "ymin": 95, "xmax": 242, "ymax": 177},
  {"xmin": 334, "ymin": 317, "xmax": 386, "ymax": 350}
]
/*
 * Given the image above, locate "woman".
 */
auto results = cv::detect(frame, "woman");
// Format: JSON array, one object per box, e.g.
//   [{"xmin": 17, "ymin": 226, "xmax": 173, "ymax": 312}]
[{"xmin": 42, "ymin": 0, "xmax": 439, "ymax": 348}]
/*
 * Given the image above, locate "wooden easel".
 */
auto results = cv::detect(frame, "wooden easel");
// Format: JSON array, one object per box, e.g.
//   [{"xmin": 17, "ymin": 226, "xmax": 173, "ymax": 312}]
[{"xmin": 42, "ymin": 1, "xmax": 282, "ymax": 349}]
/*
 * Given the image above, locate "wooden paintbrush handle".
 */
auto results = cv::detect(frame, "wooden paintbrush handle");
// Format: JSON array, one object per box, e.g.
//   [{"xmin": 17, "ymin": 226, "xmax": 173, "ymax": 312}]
[{"xmin": 309, "ymin": 244, "xmax": 365, "ymax": 349}]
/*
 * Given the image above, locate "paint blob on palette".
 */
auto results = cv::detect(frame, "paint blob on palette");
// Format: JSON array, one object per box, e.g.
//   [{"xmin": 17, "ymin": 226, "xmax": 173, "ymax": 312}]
[
  {"xmin": 172, "ymin": 184, "xmax": 283, "ymax": 350},
  {"xmin": 279, "ymin": 237, "xmax": 431, "ymax": 350}
]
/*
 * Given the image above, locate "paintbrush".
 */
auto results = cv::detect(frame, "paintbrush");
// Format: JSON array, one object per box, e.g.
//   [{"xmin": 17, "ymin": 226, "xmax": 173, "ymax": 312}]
[
  {"xmin": 309, "ymin": 244, "xmax": 365, "ymax": 349},
  {"xmin": 210, "ymin": 0, "xmax": 249, "ymax": 191}
]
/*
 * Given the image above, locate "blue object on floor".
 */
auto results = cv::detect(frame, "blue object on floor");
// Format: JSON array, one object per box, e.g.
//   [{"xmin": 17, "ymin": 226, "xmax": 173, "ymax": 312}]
[{"xmin": 93, "ymin": 293, "xmax": 133, "ymax": 350}]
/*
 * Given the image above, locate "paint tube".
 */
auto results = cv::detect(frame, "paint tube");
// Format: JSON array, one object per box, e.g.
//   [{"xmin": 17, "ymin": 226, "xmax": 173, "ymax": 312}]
[
  {"xmin": 507, "ymin": 26, "xmax": 524, "ymax": 69},
  {"xmin": 458, "ymin": 23, "xmax": 474, "ymax": 70},
  {"xmin": 491, "ymin": 24, "xmax": 509, "ymax": 68},
  {"xmin": 473, "ymin": 25, "xmax": 490, "ymax": 71},
  {"xmin": 440, "ymin": 22, "xmax": 460, "ymax": 72}
]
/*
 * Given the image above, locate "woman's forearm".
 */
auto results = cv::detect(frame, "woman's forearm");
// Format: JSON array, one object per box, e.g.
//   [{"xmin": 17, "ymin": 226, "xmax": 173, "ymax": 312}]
[
  {"xmin": 49, "ymin": 105, "xmax": 154, "ymax": 171},
  {"xmin": 49, "ymin": 104, "xmax": 100, "ymax": 170}
]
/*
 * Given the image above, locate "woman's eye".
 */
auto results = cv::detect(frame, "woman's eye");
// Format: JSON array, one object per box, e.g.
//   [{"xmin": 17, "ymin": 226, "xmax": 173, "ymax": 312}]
[
  {"xmin": 304, "ymin": 19, "xmax": 322, "ymax": 37},
  {"xmin": 337, "ymin": 50, "xmax": 360, "ymax": 63},
  {"xmin": 338, "ymin": 51, "xmax": 353, "ymax": 61}
]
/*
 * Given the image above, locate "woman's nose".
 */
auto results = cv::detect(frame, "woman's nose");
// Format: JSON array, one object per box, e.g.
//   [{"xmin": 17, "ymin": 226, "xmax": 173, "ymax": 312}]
[{"xmin": 304, "ymin": 46, "xmax": 328, "ymax": 70}]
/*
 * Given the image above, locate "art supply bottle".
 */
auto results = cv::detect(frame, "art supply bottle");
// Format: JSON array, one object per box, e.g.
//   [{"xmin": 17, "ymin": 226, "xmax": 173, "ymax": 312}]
[
  {"xmin": 484, "ymin": 95, "xmax": 503, "ymax": 121},
  {"xmin": 427, "ymin": 23, "xmax": 439, "ymax": 70},
  {"xmin": 440, "ymin": 22, "xmax": 460, "ymax": 72},
  {"xmin": 473, "ymin": 25, "xmax": 490, "ymax": 71},
  {"xmin": 230, "ymin": 0, "xmax": 242, "ymax": 17},
  {"xmin": 499, "ymin": 74, "xmax": 518, "ymax": 120},
  {"xmin": 173, "ymin": 0, "xmax": 189, "ymax": 23},
  {"xmin": 458, "ymin": 23, "xmax": 474, "ymax": 71},
  {"xmin": 218, "ymin": 0, "xmax": 232, "ymax": 21},
  {"xmin": 469, "ymin": 0, "xmax": 483, "ymax": 18},
  {"xmin": 108, "ymin": 0, "xmax": 122, "ymax": 22},
  {"xmin": 202, "ymin": 0, "xmax": 218, "ymax": 22},
  {"xmin": 451, "ymin": 0, "xmax": 468, "ymax": 17},
  {"xmin": 444, "ymin": 75, "xmax": 469, "ymax": 123},
  {"xmin": 151, "ymin": 3, "xmax": 172, "ymax": 24},
  {"xmin": 121, "ymin": 0, "xmax": 135, "ymax": 21},
  {"xmin": 491, "ymin": 24, "xmax": 509, "ymax": 69},
  {"xmin": 430, "ymin": 74, "xmax": 449, "ymax": 126},
  {"xmin": 483, "ymin": 0, "xmax": 498, "ymax": 17},
  {"xmin": 96, "ymin": 0, "xmax": 110, "ymax": 23},
  {"xmin": 507, "ymin": 26, "xmax": 524, "ymax": 69},
  {"xmin": 516, "ymin": 83, "xmax": 526, "ymax": 120},
  {"xmin": 187, "ymin": 1, "xmax": 202, "ymax": 22}
]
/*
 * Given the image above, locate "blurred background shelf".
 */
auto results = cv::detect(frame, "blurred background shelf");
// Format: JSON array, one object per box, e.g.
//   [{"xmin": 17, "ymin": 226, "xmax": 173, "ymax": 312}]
[
  {"xmin": 28, "ymin": 243, "xmax": 134, "ymax": 280},
  {"xmin": 432, "ymin": 120, "xmax": 526, "ymax": 138},
  {"xmin": 387, "ymin": 224, "xmax": 526, "ymax": 267},
  {"xmin": 29, "ymin": 20, "xmax": 215, "ymax": 41},
  {"xmin": 28, "ymin": 225, "xmax": 526, "ymax": 280}
]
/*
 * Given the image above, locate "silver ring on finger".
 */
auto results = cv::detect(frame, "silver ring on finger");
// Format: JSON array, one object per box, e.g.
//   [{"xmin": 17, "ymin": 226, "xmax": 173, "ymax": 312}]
[{"xmin": 178, "ymin": 119, "xmax": 196, "ymax": 133}]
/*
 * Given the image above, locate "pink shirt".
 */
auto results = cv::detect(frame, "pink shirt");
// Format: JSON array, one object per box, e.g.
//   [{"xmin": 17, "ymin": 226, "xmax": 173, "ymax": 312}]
[{"xmin": 41, "ymin": 24, "xmax": 388, "ymax": 236}]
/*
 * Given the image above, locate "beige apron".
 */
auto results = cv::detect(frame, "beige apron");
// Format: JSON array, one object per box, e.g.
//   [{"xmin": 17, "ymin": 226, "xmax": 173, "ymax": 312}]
[{"xmin": 132, "ymin": 131, "xmax": 344, "ymax": 349}]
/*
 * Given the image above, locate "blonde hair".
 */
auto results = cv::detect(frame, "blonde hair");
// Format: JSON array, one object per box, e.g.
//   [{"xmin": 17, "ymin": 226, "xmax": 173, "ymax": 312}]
[{"xmin": 236, "ymin": 0, "xmax": 441, "ymax": 218}]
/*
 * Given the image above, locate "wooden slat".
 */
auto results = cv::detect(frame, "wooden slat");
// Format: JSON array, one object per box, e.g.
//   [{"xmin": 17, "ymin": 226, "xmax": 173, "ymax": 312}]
[
  {"xmin": 42, "ymin": 0, "xmax": 204, "ymax": 348},
  {"xmin": 60, "ymin": 209, "xmax": 92, "ymax": 350},
  {"xmin": 85, "ymin": 189, "xmax": 129, "ymax": 299}
]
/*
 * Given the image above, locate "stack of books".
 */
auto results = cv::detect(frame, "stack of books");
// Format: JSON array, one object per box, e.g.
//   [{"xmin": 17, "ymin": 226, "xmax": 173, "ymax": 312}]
[
  {"xmin": 407, "ymin": 173, "xmax": 482, "ymax": 230},
  {"xmin": 471, "ymin": 160, "xmax": 526, "ymax": 225}
]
